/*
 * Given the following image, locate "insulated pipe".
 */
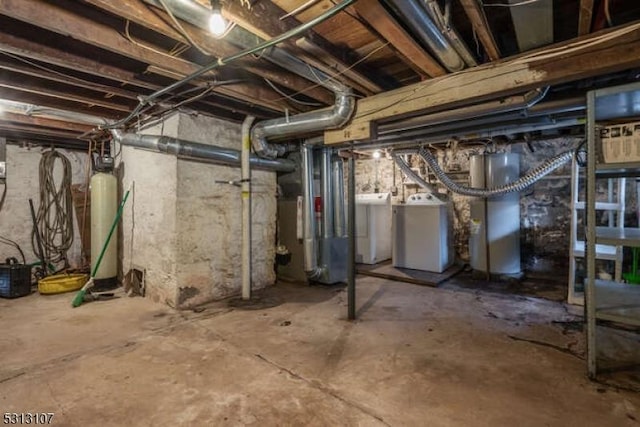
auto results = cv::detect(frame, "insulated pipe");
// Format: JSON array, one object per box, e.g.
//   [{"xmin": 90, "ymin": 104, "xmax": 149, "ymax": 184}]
[
  {"xmin": 321, "ymin": 147, "xmax": 335, "ymax": 239},
  {"xmin": 387, "ymin": 0, "xmax": 465, "ymax": 72},
  {"xmin": 302, "ymin": 143, "xmax": 324, "ymax": 279},
  {"xmin": 241, "ymin": 116, "xmax": 254, "ymax": 300},
  {"xmin": 110, "ymin": 131, "xmax": 295, "ymax": 172},
  {"xmin": 332, "ymin": 156, "xmax": 346, "ymax": 238}
]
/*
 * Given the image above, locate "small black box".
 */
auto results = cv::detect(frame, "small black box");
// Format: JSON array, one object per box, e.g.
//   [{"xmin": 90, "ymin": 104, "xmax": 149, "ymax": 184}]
[{"xmin": 0, "ymin": 263, "xmax": 32, "ymax": 298}]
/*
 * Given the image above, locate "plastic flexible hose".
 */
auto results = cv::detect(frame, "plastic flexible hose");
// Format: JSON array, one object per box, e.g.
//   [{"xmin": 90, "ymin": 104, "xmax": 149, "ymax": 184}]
[
  {"xmin": 33, "ymin": 150, "xmax": 74, "ymax": 266},
  {"xmin": 417, "ymin": 146, "xmax": 574, "ymax": 197},
  {"xmin": 391, "ymin": 152, "xmax": 439, "ymax": 194}
]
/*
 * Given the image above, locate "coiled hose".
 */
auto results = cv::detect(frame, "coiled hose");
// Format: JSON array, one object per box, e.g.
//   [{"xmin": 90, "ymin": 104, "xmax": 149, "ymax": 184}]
[
  {"xmin": 417, "ymin": 146, "xmax": 574, "ymax": 197},
  {"xmin": 391, "ymin": 152, "xmax": 439, "ymax": 194},
  {"xmin": 33, "ymin": 150, "xmax": 74, "ymax": 266}
]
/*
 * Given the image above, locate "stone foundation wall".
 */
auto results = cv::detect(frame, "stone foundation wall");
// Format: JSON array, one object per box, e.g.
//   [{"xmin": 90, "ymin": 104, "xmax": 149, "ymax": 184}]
[{"xmin": 121, "ymin": 113, "xmax": 276, "ymax": 308}]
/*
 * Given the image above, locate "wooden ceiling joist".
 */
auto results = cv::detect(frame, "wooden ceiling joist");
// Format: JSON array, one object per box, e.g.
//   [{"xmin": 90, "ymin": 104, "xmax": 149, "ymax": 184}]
[
  {"xmin": 0, "ymin": 57, "xmax": 140, "ymax": 101},
  {"xmin": 0, "ymin": 0, "xmax": 292, "ymax": 114},
  {"xmin": 222, "ymin": 0, "xmax": 384, "ymax": 92},
  {"xmin": 353, "ymin": 0, "xmax": 446, "ymax": 79},
  {"xmin": 295, "ymin": 37, "xmax": 383, "ymax": 95},
  {"xmin": 324, "ymin": 22, "xmax": 640, "ymax": 144},
  {"xmin": 459, "ymin": 0, "xmax": 501, "ymax": 61},
  {"xmin": 579, "ymin": 0, "xmax": 596, "ymax": 35},
  {"xmin": 0, "ymin": 112, "xmax": 95, "ymax": 133},
  {"xmin": 0, "ymin": 79, "xmax": 132, "ymax": 113},
  {"xmin": 83, "ymin": 0, "xmax": 334, "ymax": 105}
]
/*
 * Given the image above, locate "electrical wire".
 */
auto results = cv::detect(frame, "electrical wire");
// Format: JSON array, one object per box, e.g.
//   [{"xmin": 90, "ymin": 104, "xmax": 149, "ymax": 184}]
[
  {"xmin": 482, "ymin": 0, "xmax": 544, "ymax": 7},
  {"xmin": 0, "ymin": 236, "xmax": 26, "ymax": 265},
  {"xmin": 271, "ymin": 41, "xmax": 390, "ymax": 102},
  {"xmin": 157, "ymin": 0, "xmax": 213, "ymax": 57},
  {"xmin": 32, "ymin": 150, "xmax": 74, "ymax": 267},
  {"xmin": 102, "ymin": 0, "xmax": 357, "ymax": 130},
  {"xmin": 263, "ymin": 78, "xmax": 323, "ymax": 107}
]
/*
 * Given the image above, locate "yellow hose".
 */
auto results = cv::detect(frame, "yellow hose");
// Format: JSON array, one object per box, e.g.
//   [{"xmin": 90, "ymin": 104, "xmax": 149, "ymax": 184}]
[{"xmin": 38, "ymin": 273, "xmax": 88, "ymax": 295}]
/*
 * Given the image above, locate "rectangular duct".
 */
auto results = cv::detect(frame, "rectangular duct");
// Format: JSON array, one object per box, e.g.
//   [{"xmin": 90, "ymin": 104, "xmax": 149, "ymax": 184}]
[{"xmin": 509, "ymin": 0, "xmax": 553, "ymax": 52}]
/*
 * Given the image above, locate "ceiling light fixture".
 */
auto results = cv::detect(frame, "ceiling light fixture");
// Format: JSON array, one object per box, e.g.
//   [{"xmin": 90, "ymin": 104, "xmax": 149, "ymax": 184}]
[
  {"xmin": 209, "ymin": 0, "xmax": 227, "ymax": 37},
  {"xmin": 372, "ymin": 150, "xmax": 381, "ymax": 160}
]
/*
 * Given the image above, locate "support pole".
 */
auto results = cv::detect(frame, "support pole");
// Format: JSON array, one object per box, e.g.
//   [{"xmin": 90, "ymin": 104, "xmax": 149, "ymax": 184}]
[
  {"xmin": 347, "ymin": 149, "xmax": 356, "ymax": 320},
  {"xmin": 241, "ymin": 116, "xmax": 255, "ymax": 300}
]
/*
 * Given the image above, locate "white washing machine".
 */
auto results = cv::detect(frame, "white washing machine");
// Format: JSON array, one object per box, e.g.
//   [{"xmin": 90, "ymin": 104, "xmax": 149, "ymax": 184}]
[
  {"xmin": 392, "ymin": 193, "xmax": 452, "ymax": 273},
  {"xmin": 356, "ymin": 193, "xmax": 391, "ymax": 264}
]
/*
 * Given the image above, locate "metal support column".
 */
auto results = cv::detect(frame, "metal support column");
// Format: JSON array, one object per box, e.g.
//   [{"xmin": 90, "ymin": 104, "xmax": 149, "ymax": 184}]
[
  {"xmin": 347, "ymin": 150, "xmax": 356, "ymax": 320},
  {"xmin": 585, "ymin": 90, "xmax": 597, "ymax": 378}
]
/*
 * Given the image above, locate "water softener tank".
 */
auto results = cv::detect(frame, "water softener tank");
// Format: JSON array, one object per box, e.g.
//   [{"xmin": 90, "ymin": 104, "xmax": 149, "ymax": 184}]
[
  {"xmin": 469, "ymin": 153, "xmax": 521, "ymax": 276},
  {"xmin": 91, "ymin": 156, "xmax": 118, "ymax": 290}
]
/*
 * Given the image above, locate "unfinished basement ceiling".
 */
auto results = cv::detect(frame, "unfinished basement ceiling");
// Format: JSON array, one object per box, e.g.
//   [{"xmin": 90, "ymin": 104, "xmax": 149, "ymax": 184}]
[{"xmin": 0, "ymin": 0, "xmax": 640, "ymax": 149}]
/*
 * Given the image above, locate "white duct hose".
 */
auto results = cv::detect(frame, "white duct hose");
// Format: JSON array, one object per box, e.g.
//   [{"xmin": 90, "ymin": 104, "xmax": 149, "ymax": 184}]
[
  {"xmin": 417, "ymin": 146, "xmax": 574, "ymax": 197},
  {"xmin": 391, "ymin": 152, "xmax": 439, "ymax": 194}
]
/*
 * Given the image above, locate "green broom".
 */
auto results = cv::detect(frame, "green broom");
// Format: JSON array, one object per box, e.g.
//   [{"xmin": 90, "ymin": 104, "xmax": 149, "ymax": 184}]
[{"xmin": 72, "ymin": 183, "xmax": 131, "ymax": 308}]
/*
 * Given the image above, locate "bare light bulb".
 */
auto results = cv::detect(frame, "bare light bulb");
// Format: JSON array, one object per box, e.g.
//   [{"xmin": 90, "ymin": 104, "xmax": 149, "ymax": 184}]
[
  {"xmin": 372, "ymin": 150, "xmax": 381, "ymax": 160},
  {"xmin": 208, "ymin": 11, "xmax": 226, "ymax": 36}
]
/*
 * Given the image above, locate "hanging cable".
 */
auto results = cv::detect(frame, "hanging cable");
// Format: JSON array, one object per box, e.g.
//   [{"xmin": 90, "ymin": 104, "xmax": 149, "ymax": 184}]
[
  {"xmin": 32, "ymin": 150, "xmax": 74, "ymax": 267},
  {"xmin": 0, "ymin": 236, "xmax": 26, "ymax": 265}
]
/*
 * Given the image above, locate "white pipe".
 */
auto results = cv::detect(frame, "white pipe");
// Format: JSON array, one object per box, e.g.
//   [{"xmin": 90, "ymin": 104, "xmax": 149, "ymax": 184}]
[{"xmin": 241, "ymin": 116, "xmax": 255, "ymax": 300}]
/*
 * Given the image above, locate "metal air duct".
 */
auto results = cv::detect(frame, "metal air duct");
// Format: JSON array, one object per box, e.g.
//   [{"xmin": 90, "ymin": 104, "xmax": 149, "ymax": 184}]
[
  {"xmin": 387, "ymin": 0, "xmax": 465, "ymax": 72},
  {"xmin": 110, "ymin": 130, "xmax": 295, "ymax": 172},
  {"xmin": 424, "ymin": 0, "xmax": 477, "ymax": 67},
  {"xmin": 143, "ymin": 0, "xmax": 356, "ymax": 159}
]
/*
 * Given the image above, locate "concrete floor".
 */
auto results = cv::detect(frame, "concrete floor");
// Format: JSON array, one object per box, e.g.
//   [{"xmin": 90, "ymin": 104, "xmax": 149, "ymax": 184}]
[{"xmin": 1, "ymin": 276, "xmax": 639, "ymax": 426}]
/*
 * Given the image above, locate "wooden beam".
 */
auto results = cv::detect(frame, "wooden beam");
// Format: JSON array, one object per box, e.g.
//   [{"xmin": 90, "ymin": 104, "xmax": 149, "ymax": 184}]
[
  {"xmin": 0, "ymin": 111, "xmax": 94, "ymax": 133},
  {"xmin": 0, "ymin": 32, "xmax": 155, "ymax": 91},
  {"xmin": 83, "ymin": 0, "xmax": 333, "ymax": 105},
  {"xmin": 294, "ymin": 38, "xmax": 381, "ymax": 96},
  {"xmin": 353, "ymin": 0, "xmax": 446, "ymax": 78},
  {"xmin": 579, "ymin": 0, "xmax": 595, "ymax": 36},
  {"xmin": 0, "ymin": 122, "xmax": 86, "ymax": 139},
  {"xmin": 0, "ymin": 0, "xmax": 290, "ymax": 113},
  {"xmin": 0, "ymin": 75, "xmax": 133, "ymax": 112},
  {"xmin": 0, "ymin": 33, "xmax": 276, "ymax": 119},
  {"xmin": 459, "ymin": 0, "xmax": 501, "ymax": 61},
  {"xmin": 324, "ymin": 22, "xmax": 640, "ymax": 144},
  {"xmin": 0, "ymin": 87, "xmax": 123, "ymax": 119},
  {"xmin": 222, "ymin": 0, "xmax": 383, "ymax": 91},
  {"xmin": 0, "ymin": 57, "xmax": 140, "ymax": 101}
]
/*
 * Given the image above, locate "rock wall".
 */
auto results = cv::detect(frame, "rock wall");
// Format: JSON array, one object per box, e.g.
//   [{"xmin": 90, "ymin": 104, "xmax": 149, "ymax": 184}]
[
  {"xmin": 353, "ymin": 138, "xmax": 589, "ymax": 277},
  {"xmin": 120, "ymin": 113, "xmax": 276, "ymax": 308},
  {"xmin": 0, "ymin": 144, "xmax": 87, "ymax": 268}
]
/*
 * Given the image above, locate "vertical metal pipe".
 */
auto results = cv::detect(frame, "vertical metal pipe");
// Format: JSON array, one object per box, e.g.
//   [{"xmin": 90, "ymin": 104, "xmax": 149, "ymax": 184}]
[
  {"xmin": 302, "ymin": 144, "xmax": 321, "ymax": 277},
  {"xmin": 347, "ymin": 151, "xmax": 356, "ymax": 320},
  {"xmin": 322, "ymin": 147, "xmax": 335, "ymax": 239},
  {"xmin": 333, "ymin": 156, "xmax": 346, "ymax": 237},
  {"xmin": 241, "ymin": 116, "xmax": 255, "ymax": 300},
  {"xmin": 586, "ymin": 90, "xmax": 597, "ymax": 378}
]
